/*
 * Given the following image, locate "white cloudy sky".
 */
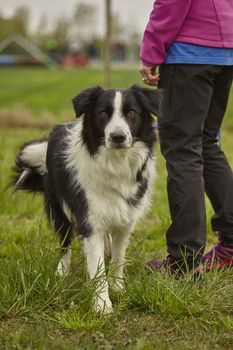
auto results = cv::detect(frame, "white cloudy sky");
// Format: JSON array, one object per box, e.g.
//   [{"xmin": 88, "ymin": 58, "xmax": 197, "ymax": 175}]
[{"xmin": 0, "ymin": 0, "xmax": 154, "ymax": 36}]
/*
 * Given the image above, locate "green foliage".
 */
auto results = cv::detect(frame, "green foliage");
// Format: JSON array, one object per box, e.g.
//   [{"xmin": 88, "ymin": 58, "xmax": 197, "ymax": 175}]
[
  {"xmin": 0, "ymin": 7, "xmax": 29, "ymax": 51},
  {"xmin": 74, "ymin": 3, "xmax": 97, "ymax": 27}
]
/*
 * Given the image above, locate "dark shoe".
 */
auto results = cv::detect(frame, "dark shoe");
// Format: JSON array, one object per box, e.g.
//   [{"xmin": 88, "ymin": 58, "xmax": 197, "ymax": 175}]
[
  {"xmin": 146, "ymin": 254, "xmax": 201, "ymax": 278},
  {"xmin": 202, "ymin": 233, "xmax": 233, "ymax": 271}
]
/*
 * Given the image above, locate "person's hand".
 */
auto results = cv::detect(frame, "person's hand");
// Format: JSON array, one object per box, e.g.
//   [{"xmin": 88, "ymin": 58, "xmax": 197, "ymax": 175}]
[{"xmin": 140, "ymin": 62, "xmax": 160, "ymax": 86}]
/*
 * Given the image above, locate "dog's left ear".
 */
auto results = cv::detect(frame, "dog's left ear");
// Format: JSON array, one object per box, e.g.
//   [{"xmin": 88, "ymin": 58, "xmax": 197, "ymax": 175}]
[
  {"xmin": 72, "ymin": 86, "xmax": 104, "ymax": 118},
  {"xmin": 130, "ymin": 84, "xmax": 163, "ymax": 117}
]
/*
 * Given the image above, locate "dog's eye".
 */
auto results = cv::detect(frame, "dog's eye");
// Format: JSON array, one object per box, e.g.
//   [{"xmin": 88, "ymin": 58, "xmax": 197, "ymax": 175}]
[
  {"xmin": 127, "ymin": 110, "xmax": 136, "ymax": 119},
  {"xmin": 99, "ymin": 111, "xmax": 109, "ymax": 120}
]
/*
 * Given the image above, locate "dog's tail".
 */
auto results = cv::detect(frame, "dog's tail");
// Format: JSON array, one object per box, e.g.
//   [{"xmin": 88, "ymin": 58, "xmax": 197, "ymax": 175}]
[{"xmin": 12, "ymin": 139, "xmax": 48, "ymax": 192}]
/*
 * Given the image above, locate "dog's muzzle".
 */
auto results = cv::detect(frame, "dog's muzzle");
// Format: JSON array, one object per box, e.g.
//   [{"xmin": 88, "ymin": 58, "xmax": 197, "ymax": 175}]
[
  {"xmin": 108, "ymin": 131, "xmax": 130, "ymax": 148},
  {"xmin": 110, "ymin": 130, "xmax": 126, "ymax": 143}
]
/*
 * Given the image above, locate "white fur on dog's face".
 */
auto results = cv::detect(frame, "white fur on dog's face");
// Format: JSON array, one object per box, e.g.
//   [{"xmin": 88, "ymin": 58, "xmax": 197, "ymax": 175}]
[{"xmin": 105, "ymin": 91, "xmax": 133, "ymax": 149}]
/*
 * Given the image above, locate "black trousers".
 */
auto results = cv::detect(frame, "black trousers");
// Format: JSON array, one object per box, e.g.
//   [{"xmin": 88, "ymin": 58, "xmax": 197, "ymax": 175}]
[{"xmin": 158, "ymin": 64, "xmax": 233, "ymax": 264}]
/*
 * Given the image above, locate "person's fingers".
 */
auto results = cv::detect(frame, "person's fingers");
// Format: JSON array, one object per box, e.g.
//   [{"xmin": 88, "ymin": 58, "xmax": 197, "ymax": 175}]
[
  {"xmin": 142, "ymin": 72, "xmax": 160, "ymax": 86},
  {"xmin": 147, "ymin": 72, "xmax": 160, "ymax": 82},
  {"xmin": 140, "ymin": 63, "xmax": 160, "ymax": 86},
  {"xmin": 140, "ymin": 63, "xmax": 153, "ymax": 80},
  {"xmin": 140, "ymin": 69, "xmax": 149, "ymax": 82},
  {"xmin": 140, "ymin": 68, "xmax": 152, "ymax": 80}
]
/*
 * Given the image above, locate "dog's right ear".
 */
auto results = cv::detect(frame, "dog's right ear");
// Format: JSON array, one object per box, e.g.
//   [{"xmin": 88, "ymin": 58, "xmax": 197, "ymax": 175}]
[{"xmin": 72, "ymin": 86, "xmax": 104, "ymax": 118}]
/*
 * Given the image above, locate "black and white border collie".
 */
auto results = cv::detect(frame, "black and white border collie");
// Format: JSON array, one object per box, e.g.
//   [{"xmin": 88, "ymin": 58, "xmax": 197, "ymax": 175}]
[{"xmin": 13, "ymin": 85, "xmax": 162, "ymax": 313}]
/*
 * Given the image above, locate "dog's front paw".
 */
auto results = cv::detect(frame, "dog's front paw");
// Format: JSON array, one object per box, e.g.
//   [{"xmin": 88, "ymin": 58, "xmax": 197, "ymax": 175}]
[
  {"xmin": 56, "ymin": 249, "xmax": 71, "ymax": 277},
  {"xmin": 94, "ymin": 297, "xmax": 113, "ymax": 315},
  {"xmin": 110, "ymin": 277, "xmax": 124, "ymax": 292},
  {"xmin": 56, "ymin": 261, "xmax": 70, "ymax": 277}
]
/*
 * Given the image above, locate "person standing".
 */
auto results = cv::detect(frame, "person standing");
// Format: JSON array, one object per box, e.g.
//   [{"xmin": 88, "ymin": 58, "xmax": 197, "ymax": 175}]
[{"xmin": 140, "ymin": 0, "xmax": 233, "ymax": 273}]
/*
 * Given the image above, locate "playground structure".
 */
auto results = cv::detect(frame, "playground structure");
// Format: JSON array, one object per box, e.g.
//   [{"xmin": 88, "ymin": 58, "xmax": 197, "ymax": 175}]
[{"xmin": 0, "ymin": 33, "xmax": 59, "ymax": 69}]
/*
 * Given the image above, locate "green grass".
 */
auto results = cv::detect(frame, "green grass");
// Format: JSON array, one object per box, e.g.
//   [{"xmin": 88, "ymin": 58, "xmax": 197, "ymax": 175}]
[
  {"xmin": 0, "ymin": 67, "xmax": 143, "ymax": 119},
  {"xmin": 0, "ymin": 67, "xmax": 233, "ymax": 129},
  {"xmin": 0, "ymin": 67, "xmax": 233, "ymax": 349},
  {"xmin": 0, "ymin": 127, "xmax": 233, "ymax": 350}
]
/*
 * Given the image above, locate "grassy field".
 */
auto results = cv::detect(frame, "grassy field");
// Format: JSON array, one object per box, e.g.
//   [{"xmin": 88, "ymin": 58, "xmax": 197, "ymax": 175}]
[
  {"xmin": 0, "ymin": 67, "xmax": 143, "ymax": 120},
  {"xmin": 0, "ymin": 67, "xmax": 233, "ymax": 129},
  {"xmin": 0, "ymin": 68, "xmax": 233, "ymax": 349}
]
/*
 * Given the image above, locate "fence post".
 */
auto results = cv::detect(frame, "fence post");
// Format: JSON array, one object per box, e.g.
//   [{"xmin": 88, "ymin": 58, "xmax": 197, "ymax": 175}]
[{"xmin": 103, "ymin": 0, "xmax": 111, "ymax": 88}]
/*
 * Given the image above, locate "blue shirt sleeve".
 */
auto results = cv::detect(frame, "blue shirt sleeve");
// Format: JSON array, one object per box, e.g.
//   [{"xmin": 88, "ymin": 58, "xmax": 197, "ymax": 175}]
[{"xmin": 165, "ymin": 42, "xmax": 233, "ymax": 65}]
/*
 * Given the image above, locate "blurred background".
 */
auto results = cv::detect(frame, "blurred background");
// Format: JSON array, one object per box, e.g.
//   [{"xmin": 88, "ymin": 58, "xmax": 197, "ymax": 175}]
[
  {"xmin": 0, "ymin": 0, "xmax": 232, "ymax": 129},
  {"xmin": 0, "ymin": 0, "xmax": 156, "ymax": 125},
  {"xmin": 0, "ymin": 0, "xmax": 154, "ymax": 69}
]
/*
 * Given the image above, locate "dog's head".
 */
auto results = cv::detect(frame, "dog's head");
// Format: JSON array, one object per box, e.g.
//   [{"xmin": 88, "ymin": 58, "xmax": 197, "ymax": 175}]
[{"xmin": 72, "ymin": 85, "xmax": 162, "ymax": 155}]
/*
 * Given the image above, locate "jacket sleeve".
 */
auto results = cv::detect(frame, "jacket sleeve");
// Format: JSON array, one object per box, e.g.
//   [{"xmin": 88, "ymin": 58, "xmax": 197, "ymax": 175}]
[{"xmin": 140, "ymin": 0, "xmax": 192, "ymax": 66}]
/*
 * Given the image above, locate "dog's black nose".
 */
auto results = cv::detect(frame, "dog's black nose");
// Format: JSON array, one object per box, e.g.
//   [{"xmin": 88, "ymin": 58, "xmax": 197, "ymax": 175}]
[{"xmin": 110, "ymin": 131, "xmax": 126, "ymax": 144}]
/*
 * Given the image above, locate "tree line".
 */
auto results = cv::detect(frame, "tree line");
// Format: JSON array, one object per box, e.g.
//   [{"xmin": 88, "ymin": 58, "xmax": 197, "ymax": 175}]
[{"xmin": 0, "ymin": 3, "xmax": 140, "ymax": 63}]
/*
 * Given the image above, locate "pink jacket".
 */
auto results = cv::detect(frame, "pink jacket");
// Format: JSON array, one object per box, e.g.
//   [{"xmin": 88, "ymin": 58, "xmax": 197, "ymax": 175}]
[{"xmin": 140, "ymin": 0, "xmax": 233, "ymax": 66}]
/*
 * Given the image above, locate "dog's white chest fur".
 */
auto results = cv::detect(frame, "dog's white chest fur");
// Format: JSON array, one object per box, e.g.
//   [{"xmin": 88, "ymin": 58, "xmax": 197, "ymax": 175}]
[{"xmin": 65, "ymin": 120, "xmax": 155, "ymax": 233}]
